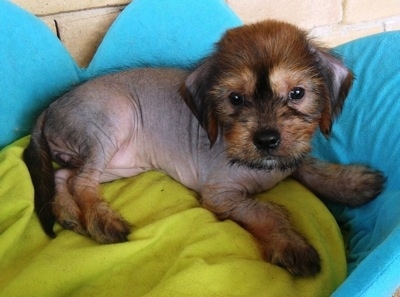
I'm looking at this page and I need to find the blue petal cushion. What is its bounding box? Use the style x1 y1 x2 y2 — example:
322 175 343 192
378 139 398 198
0 2 80 148
312 32 400 296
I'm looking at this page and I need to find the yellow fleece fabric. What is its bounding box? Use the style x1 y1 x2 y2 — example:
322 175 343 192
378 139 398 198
0 137 346 297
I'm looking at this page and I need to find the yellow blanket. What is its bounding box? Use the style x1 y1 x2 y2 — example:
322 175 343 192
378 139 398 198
0 137 346 296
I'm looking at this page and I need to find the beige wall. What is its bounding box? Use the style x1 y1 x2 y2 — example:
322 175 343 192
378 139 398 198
12 0 400 67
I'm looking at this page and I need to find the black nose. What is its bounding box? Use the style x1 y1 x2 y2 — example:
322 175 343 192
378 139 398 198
253 129 280 150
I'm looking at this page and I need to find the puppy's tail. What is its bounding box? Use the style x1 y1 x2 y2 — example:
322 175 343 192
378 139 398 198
23 111 56 238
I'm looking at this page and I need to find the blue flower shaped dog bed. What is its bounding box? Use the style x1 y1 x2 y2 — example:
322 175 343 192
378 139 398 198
0 0 399 296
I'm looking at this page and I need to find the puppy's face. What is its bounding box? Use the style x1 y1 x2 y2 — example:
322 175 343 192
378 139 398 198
182 20 353 170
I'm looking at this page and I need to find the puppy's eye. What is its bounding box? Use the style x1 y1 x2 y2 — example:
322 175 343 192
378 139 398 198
229 92 246 106
288 87 305 101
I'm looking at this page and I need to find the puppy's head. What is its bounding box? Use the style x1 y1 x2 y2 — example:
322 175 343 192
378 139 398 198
181 20 353 170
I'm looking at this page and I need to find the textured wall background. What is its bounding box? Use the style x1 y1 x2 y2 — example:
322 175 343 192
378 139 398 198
12 0 400 67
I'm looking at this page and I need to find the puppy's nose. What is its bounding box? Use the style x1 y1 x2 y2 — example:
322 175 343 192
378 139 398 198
253 129 280 150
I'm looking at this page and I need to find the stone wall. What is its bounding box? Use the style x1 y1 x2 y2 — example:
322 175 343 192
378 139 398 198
12 0 400 67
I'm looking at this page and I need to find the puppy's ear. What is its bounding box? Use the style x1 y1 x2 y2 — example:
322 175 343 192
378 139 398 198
313 47 353 136
180 59 219 146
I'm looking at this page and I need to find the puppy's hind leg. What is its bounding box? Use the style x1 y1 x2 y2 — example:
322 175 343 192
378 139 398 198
292 156 385 206
53 165 130 243
53 168 87 236
69 163 131 243
201 185 321 277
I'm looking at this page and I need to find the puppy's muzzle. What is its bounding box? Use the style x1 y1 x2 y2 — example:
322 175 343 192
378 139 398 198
253 129 280 151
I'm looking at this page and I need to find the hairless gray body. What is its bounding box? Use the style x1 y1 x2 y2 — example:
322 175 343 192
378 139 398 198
48 68 289 195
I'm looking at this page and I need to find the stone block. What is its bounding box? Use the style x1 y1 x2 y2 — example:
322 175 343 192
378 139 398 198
343 0 400 24
226 0 343 28
12 0 130 16
41 7 122 67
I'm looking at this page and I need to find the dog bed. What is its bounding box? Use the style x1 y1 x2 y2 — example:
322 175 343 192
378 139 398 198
0 0 398 296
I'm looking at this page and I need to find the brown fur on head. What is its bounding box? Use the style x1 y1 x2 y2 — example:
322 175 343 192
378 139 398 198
181 20 353 170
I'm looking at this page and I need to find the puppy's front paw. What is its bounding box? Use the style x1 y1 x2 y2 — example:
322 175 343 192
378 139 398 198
345 167 385 206
294 158 385 206
260 230 321 277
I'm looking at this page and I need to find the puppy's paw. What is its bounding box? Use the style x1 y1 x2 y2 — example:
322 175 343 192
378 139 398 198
85 202 131 243
343 167 385 206
294 158 385 206
260 230 321 277
53 193 88 236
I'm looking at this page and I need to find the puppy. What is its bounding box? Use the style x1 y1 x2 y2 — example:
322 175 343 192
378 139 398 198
23 20 384 277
